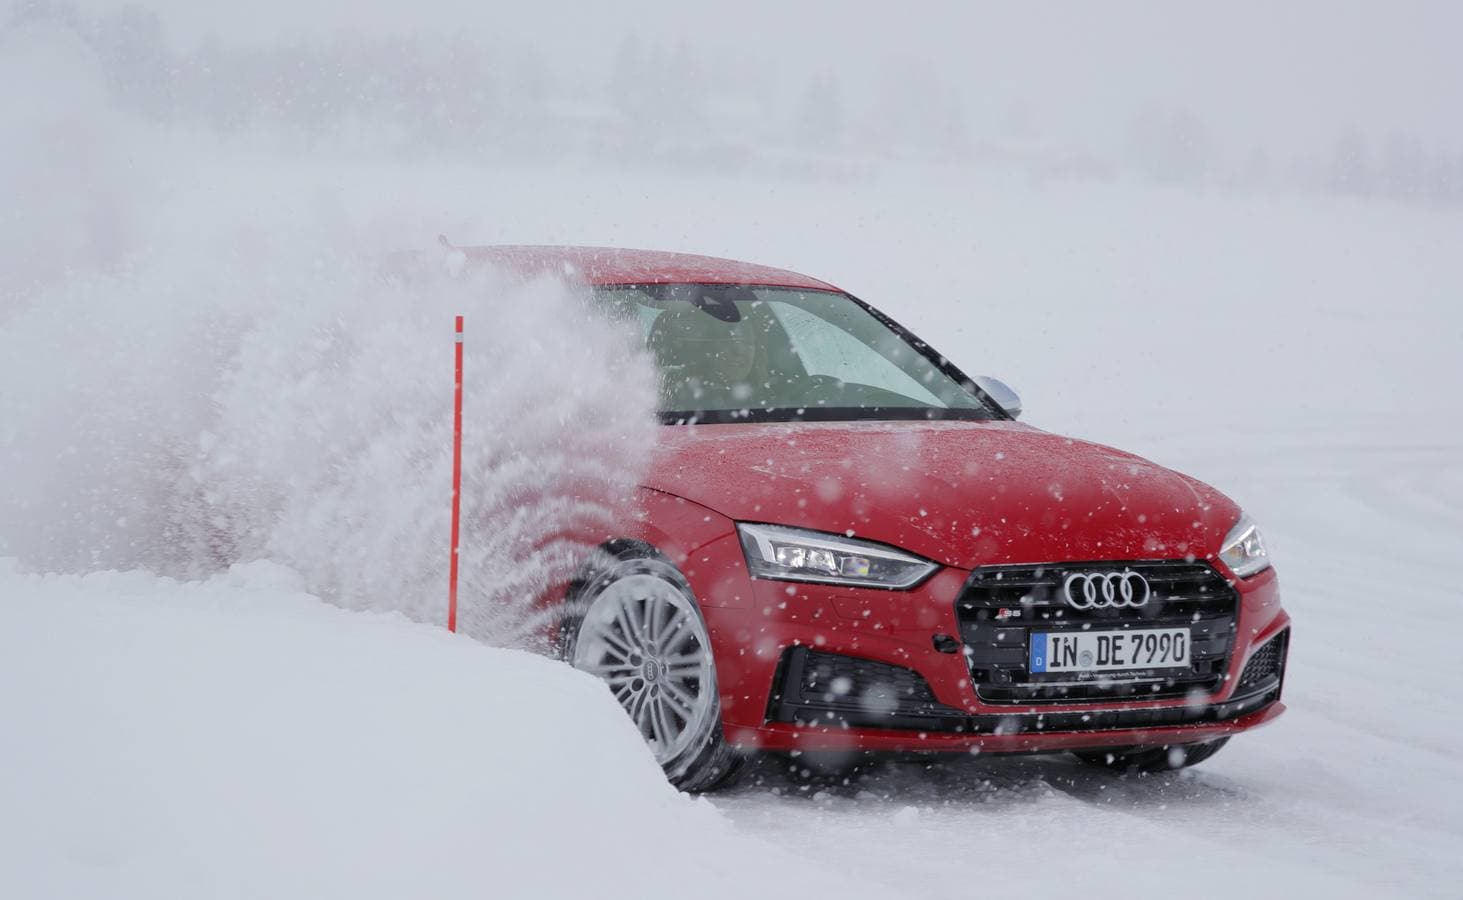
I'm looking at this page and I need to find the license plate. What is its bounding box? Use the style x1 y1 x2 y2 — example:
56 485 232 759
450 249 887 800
1030 628 1189 673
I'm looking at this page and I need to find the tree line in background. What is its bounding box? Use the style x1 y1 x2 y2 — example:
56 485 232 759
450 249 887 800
11 0 1463 207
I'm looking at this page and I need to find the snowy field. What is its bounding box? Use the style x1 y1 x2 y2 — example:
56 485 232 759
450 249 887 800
3 14 1463 892
4 150 1461 899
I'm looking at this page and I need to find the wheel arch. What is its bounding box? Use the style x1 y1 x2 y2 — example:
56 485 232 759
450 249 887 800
554 487 735 640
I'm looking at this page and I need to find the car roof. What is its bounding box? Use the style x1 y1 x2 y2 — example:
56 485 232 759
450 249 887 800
459 244 841 292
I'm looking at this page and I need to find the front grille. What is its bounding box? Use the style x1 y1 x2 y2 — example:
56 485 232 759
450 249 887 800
956 560 1239 704
1239 629 1289 689
766 647 1279 735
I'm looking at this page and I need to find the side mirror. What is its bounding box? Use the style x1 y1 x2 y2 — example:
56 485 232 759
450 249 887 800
974 376 1022 419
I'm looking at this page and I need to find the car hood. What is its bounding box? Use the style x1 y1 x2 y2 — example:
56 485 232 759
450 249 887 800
645 420 1239 570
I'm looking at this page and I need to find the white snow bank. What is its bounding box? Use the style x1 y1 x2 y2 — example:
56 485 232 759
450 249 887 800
0 562 875 900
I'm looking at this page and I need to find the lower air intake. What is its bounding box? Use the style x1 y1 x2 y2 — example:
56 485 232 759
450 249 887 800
1238 629 1289 690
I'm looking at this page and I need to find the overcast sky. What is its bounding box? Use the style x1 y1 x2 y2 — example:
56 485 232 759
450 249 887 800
59 0 1463 155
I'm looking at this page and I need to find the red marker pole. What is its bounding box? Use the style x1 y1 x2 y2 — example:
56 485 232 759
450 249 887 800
448 315 464 633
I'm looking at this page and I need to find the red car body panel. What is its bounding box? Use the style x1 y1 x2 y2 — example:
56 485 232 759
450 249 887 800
645 420 1241 570
464 245 838 292
477 245 1288 756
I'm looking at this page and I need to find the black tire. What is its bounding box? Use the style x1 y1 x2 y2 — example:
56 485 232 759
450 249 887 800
1072 737 1230 773
560 544 744 793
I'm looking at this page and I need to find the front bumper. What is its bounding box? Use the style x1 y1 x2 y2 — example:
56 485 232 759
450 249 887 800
725 699 1287 754
689 531 1289 754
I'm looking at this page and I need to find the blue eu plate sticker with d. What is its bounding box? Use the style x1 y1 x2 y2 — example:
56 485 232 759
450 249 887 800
1029 632 1048 673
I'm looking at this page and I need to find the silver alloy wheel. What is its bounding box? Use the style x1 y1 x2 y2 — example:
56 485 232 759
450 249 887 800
571 572 717 765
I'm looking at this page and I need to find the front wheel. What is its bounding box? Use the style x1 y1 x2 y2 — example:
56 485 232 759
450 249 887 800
562 551 743 792
1072 737 1229 773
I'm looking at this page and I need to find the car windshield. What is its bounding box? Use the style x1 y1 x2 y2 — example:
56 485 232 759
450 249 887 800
595 284 998 424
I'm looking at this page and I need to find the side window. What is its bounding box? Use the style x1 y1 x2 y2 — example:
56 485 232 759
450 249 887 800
766 300 944 405
595 287 663 337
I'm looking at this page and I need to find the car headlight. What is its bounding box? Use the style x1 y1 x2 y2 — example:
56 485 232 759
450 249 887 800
736 523 938 590
1218 512 1271 578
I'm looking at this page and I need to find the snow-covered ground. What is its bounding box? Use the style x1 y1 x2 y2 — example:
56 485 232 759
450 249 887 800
0 562 882 900
4 132 1462 896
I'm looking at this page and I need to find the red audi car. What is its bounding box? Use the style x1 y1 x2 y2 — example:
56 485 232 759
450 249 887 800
480 245 1290 791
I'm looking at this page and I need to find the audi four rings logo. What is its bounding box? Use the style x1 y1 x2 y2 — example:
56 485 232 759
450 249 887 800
1063 571 1152 609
